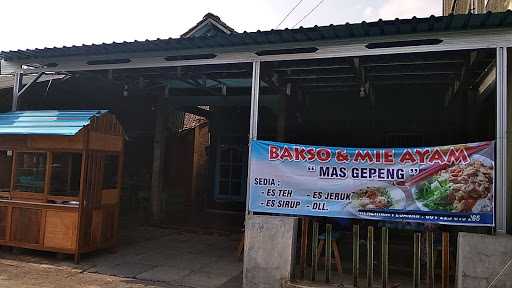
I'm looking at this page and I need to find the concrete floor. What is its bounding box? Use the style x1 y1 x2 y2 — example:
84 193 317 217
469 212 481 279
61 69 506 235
0 226 243 288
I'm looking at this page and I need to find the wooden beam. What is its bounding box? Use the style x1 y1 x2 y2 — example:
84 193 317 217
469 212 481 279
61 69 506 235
169 95 250 106
190 125 202 211
150 89 169 224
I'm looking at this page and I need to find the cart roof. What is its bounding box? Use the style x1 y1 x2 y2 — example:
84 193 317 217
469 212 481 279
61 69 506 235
0 110 108 136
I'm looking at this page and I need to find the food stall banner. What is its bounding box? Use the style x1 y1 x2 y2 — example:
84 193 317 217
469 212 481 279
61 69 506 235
248 140 495 226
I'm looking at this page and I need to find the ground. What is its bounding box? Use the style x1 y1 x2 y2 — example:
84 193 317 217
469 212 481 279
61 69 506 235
0 258 167 288
0 226 243 288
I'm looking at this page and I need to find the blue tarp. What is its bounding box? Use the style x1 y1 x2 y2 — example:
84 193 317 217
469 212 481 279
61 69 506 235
0 110 107 136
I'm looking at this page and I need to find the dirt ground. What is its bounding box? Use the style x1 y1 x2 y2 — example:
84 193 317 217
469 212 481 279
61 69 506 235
0 256 179 288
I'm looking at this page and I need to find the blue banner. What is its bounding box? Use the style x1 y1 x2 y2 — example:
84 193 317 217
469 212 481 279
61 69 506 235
248 140 495 226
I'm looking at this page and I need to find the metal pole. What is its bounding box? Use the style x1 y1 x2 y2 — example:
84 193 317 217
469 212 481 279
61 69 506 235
426 231 435 288
245 60 261 215
442 232 450 288
413 232 421 288
249 61 261 140
325 224 332 283
353 224 360 287
367 226 374 288
381 227 389 288
496 47 508 233
299 217 310 280
311 221 320 281
505 47 509 234
12 72 22 111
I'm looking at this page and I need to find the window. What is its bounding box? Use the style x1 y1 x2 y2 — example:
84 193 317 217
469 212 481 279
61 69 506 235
102 155 119 189
50 153 82 198
214 136 248 201
15 152 47 193
0 151 13 192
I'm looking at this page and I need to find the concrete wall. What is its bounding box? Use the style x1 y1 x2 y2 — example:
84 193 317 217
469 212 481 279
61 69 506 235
243 214 298 288
457 232 512 288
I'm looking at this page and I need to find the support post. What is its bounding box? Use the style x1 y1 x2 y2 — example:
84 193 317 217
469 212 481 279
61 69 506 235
249 61 261 141
413 232 421 288
12 72 22 111
442 232 450 288
325 223 332 283
497 47 508 233
353 224 360 287
243 215 298 288
243 61 263 287
311 221 319 281
191 125 201 210
381 227 389 288
367 226 374 288
245 60 261 215
426 231 435 288
299 217 309 279
150 86 170 224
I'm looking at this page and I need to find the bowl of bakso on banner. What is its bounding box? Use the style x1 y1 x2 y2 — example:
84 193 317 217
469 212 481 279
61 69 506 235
350 183 406 213
413 155 494 213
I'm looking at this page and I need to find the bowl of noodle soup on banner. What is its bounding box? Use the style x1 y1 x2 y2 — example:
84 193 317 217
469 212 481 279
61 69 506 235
413 155 494 213
349 182 406 215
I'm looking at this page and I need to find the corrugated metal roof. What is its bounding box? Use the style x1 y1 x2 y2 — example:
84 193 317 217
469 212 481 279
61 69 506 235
0 110 107 136
1 11 511 61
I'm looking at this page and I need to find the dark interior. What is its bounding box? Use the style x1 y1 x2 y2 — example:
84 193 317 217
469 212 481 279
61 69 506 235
0 49 497 233
258 49 497 148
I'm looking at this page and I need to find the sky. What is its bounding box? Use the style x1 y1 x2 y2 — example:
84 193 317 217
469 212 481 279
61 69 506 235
0 0 441 52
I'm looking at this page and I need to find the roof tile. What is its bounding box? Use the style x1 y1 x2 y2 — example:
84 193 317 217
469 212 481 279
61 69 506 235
0 110 107 136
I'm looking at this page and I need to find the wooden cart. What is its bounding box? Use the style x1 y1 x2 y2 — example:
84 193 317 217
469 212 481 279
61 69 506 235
0 110 124 263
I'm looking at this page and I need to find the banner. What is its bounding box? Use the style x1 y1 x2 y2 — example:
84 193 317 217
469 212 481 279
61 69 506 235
248 140 495 226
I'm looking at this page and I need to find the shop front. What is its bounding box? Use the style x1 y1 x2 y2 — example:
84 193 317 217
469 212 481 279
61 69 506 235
243 46 508 288
1 11 512 288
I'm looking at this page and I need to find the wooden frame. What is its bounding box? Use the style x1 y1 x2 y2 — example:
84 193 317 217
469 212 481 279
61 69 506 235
0 112 124 263
47 152 82 202
11 151 48 201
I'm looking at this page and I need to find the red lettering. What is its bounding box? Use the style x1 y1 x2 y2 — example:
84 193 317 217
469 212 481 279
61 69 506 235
384 150 394 164
399 150 417 164
293 147 307 161
354 150 374 163
280 146 293 161
428 149 446 164
375 150 381 163
306 148 316 161
415 149 430 164
317 149 331 162
335 150 350 163
269 146 279 160
446 148 470 164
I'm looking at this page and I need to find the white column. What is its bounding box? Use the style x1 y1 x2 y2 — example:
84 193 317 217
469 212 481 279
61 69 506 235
249 61 261 140
245 60 261 214
496 47 508 233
